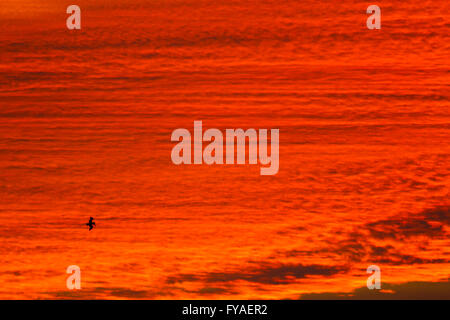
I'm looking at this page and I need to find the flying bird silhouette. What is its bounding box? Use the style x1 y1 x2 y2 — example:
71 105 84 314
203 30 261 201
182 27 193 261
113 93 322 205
86 217 96 231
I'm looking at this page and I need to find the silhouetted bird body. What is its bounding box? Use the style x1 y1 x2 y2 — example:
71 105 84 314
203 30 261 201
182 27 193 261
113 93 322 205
86 217 96 231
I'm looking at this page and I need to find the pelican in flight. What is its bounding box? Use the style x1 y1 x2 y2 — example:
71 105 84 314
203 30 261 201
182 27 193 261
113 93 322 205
86 217 96 231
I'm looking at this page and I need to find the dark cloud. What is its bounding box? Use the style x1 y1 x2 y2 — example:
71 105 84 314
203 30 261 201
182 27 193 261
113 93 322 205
0 270 23 277
47 287 157 299
277 206 450 266
366 218 444 240
280 243 448 267
366 206 449 240
300 280 450 300
424 206 450 225
371 252 448 265
166 274 200 284
167 263 347 286
195 287 235 295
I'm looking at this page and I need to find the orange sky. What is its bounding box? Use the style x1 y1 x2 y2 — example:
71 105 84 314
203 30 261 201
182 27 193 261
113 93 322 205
0 0 449 299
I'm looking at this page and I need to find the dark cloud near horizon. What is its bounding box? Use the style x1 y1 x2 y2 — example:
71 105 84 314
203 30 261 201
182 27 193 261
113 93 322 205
300 280 450 300
164 205 449 297
167 263 347 286
46 286 164 299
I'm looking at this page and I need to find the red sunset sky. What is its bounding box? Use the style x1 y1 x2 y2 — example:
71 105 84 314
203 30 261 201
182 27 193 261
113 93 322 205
0 0 449 299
